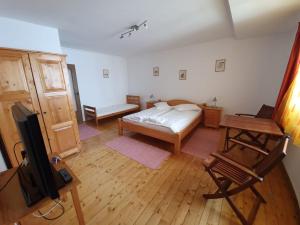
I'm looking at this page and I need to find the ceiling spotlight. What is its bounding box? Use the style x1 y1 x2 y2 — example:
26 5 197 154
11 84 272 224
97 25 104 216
120 20 148 39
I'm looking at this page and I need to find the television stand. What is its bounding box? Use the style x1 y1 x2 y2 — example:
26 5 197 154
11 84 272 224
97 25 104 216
0 157 85 225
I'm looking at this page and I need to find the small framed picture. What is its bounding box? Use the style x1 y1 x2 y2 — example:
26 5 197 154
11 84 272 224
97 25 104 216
215 59 226 72
179 70 187 80
153 66 159 76
103 69 109 78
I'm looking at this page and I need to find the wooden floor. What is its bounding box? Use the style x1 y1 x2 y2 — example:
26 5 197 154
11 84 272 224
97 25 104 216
22 119 300 225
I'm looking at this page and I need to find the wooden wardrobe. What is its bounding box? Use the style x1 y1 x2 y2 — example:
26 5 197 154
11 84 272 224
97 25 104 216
0 48 80 167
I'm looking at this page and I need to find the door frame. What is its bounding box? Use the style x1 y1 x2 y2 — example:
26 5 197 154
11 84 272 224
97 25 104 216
67 64 83 123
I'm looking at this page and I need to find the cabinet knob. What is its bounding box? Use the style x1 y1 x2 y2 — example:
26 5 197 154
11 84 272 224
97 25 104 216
43 112 47 114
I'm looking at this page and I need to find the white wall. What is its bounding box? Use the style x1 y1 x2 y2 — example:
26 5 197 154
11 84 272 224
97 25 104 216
62 47 128 119
0 17 62 53
127 33 293 114
0 151 7 172
284 144 300 203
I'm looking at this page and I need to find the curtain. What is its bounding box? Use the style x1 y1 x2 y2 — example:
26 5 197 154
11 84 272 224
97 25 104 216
274 23 300 145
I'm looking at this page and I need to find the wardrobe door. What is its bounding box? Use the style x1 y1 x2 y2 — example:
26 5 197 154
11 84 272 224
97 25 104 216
29 53 80 156
0 50 51 166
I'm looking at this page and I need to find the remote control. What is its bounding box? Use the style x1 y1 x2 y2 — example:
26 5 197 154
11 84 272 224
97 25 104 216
58 168 73 183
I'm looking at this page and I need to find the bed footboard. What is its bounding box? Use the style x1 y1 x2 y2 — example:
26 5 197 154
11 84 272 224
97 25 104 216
83 105 98 126
118 118 190 154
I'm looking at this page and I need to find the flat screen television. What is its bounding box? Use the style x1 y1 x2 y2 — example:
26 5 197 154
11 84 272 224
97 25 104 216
12 102 64 206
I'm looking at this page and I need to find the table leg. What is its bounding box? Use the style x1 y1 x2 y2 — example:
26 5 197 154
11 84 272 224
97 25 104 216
262 134 270 151
61 193 68 202
70 185 85 225
223 127 230 152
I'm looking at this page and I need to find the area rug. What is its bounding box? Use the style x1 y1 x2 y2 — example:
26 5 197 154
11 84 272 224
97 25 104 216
182 127 221 159
78 124 101 141
105 136 171 169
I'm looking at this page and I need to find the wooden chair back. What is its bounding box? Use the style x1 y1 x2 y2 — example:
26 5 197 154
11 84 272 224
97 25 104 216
254 135 289 177
126 95 140 107
256 104 274 119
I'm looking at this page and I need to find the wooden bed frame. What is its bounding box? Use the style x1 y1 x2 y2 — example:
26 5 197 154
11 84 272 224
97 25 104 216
118 99 205 154
83 95 140 127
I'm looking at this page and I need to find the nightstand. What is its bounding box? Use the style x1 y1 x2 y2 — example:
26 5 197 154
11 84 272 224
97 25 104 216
146 100 161 109
203 106 223 128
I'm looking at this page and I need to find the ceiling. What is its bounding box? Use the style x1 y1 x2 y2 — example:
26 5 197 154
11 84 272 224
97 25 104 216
0 0 299 56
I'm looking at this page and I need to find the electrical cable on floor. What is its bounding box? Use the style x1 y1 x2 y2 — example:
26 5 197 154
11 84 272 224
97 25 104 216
32 200 65 220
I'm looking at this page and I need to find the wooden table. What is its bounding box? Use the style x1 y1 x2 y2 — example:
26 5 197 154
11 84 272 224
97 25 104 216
220 115 283 152
0 160 85 225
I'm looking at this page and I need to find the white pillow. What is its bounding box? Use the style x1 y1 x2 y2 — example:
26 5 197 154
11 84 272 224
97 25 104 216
154 102 171 109
174 104 201 111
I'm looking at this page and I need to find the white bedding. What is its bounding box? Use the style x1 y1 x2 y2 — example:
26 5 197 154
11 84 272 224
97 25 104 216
124 107 171 122
96 104 138 117
124 107 201 133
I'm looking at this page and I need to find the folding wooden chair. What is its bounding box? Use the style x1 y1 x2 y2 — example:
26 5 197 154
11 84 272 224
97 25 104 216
236 104 274 119
235 104 275 149
203 135 289 225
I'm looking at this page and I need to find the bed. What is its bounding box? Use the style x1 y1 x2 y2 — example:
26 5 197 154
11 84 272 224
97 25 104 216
118 99 205 154
83 95 140 126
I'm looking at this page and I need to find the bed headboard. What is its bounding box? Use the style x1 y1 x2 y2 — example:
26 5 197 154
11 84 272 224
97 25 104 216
166 99 206 109
126 95 141 107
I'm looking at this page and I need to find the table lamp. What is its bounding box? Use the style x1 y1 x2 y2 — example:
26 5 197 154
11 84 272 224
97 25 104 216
212 97 217 107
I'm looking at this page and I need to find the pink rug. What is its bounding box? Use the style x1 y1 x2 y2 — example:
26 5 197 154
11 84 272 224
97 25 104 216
182 128 221 159
79 124 101 141
106 136 171 169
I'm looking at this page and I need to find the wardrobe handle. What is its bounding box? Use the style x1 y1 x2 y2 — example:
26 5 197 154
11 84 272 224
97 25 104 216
43 112 47 115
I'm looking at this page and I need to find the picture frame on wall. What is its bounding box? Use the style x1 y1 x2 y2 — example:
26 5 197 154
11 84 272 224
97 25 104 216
179 70 187 80
215 59 226 72
153 66 159 76
103 69 109 78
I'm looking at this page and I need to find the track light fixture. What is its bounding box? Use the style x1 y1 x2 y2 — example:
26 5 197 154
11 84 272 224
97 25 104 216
120 20 148 39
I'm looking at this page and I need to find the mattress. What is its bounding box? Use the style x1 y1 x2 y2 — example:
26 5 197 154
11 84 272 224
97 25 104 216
123 107 201 133
96 104 139 117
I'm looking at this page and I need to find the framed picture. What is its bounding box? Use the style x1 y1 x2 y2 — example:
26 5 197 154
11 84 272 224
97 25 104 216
153 66 159 76
103 69 109 78
179 70 187 80
215 59 226 72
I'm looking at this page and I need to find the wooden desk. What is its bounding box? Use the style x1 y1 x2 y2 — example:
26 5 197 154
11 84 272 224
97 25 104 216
0 160 85 225
220 115 283 151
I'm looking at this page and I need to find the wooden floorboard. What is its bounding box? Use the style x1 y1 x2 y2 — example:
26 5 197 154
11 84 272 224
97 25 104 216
22 120 300 225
